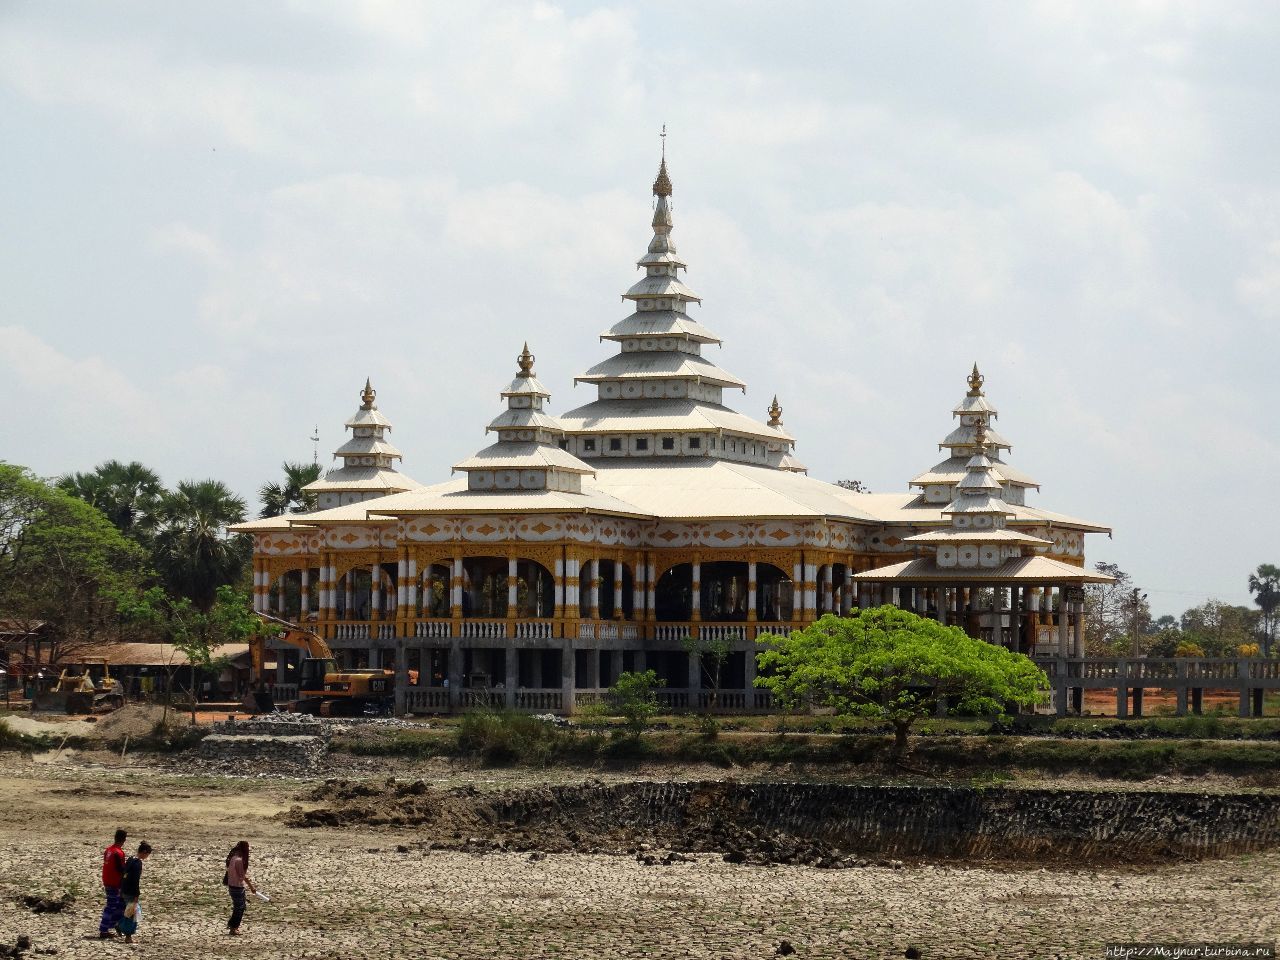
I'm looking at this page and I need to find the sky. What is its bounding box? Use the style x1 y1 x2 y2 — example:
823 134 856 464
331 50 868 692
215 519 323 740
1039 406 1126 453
2 1 1278 616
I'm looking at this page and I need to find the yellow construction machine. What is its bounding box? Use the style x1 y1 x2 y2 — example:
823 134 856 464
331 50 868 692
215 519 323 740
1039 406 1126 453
33 659 125 714
251 614 401 716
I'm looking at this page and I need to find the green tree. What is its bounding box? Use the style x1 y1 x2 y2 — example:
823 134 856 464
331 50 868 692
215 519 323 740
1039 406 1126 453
1083 563 1151 654
609 669 663 735
58 460 163 542
1247 564 1280 657
114 584 258 723
1179 600 1260 658
153 480 249 610
258 461 322 519
0 464 147 665
680 629 736 709
755 607 1048 759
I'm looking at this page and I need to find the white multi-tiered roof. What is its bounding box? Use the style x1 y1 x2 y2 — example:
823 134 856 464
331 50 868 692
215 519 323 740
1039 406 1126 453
559 156 797 470
910 364 1040 506
303 379 421 509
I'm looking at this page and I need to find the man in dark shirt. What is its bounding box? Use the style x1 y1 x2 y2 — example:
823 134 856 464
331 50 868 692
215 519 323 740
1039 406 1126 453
98 828 127 938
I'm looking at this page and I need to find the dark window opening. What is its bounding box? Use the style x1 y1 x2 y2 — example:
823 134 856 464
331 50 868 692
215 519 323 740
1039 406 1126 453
636 438 649 451
662 437 675 451
609 437 622 451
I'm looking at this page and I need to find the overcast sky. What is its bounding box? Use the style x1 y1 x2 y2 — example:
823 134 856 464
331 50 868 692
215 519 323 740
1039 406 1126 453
3 1 1278 616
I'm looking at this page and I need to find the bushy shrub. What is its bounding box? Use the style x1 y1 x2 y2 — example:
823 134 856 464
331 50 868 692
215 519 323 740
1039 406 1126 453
455 708 568 765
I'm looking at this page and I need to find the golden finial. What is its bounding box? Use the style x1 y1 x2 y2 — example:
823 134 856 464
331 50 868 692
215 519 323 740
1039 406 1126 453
767 395 783 427
517 342 535 377
652 126 672 198
974 417 989 451
967 362 984 397
361 377 376 408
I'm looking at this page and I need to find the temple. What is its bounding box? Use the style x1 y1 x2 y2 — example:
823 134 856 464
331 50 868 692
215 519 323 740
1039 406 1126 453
233 149 1112 715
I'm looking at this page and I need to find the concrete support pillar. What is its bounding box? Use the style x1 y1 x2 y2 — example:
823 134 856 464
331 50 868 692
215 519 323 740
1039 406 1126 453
447 641 463 708
747 561 757 622
743 644 757 704
691 559 702 622
610 649 624 689
394 638 407 716
560 643 575 715
1192 688 1203 714
276 649 288 685
687 651 701 693
505 646 518 708
369 564 381 621
1176 686 1188 716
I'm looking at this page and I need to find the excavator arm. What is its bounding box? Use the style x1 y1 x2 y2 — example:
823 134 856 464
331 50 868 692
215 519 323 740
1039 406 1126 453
251 613 335 684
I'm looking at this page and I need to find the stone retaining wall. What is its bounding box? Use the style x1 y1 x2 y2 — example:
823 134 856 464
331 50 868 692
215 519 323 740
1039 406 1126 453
492 781 1280 862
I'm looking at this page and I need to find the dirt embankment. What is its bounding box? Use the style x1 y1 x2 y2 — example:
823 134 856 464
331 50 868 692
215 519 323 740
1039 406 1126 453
286 778 1280 867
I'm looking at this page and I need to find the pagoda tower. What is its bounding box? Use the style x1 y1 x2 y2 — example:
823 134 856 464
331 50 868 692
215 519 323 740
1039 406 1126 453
559 149 796 467
304 379 421 509
903 421 1050 568
910 364 1039 506
454 344 595 492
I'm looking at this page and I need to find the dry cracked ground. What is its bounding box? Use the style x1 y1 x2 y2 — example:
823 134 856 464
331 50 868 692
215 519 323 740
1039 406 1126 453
0 753 1277 960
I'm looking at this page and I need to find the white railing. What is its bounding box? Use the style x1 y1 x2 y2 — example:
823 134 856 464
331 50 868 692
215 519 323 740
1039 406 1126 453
333 623 371 640
404 688 450 712
515 620 554 640
653 624 692 643
415 621 451 639
698 624 747 644
578 623 596 639
515 689 563 710
754 624 793 638
376 623 396 640
460 620 507 639
620 624 639 640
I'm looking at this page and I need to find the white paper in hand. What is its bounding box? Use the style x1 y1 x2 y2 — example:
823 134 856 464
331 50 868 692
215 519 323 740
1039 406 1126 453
253 891 270 903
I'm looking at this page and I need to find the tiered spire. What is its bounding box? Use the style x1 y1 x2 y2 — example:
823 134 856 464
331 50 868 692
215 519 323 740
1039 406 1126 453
766 396 808 473
303 378 420 509
559 137 799 467
910 364 1039 505
454 344 594 493
905 420 1049 567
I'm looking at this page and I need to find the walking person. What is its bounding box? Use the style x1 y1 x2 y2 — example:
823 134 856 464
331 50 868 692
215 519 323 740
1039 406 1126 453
117 842 152 944
224 840 258 935
98 828 128 939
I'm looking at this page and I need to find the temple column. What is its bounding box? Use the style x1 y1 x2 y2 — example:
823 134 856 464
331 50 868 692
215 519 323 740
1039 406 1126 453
645 555 657 623
565 556 580 625
691 557 702 622
344 573 355 622
589 559 600 621
406 555 418 619
803 562 818 620
450 555 463 620
553 555 566 621
300 566 311 621
747 561 758 623
820 565 833 615
252 560 265 613
1057 586 1070 657
507 556 518 615
369 563 381 621
1072 599 1084 657
613 556 624 620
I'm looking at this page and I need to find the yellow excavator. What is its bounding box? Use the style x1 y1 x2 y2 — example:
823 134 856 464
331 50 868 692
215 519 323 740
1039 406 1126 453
33 659 126 714
250 614 401 716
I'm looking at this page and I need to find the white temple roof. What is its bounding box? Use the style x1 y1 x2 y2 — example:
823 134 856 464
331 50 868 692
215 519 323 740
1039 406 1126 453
304 465 422 493
332 436 404 458
911 456 1040 488
602 310 720 343
454 442 595 474
363 477 649 518
575 352 745 388
853 554 1115 584
904 528 1052 545
558 398 792 442
623 275 701 301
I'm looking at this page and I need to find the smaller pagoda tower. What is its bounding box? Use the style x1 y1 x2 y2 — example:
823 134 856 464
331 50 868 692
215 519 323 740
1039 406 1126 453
910 364 1039 506
304 379 421 509
454 344 596 493
903 421 1050 569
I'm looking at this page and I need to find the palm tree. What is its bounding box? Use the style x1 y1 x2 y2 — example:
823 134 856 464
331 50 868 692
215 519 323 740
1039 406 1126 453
258 461 322 518
57 460 162 541
154 480 249 610
1247 564 1280 657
